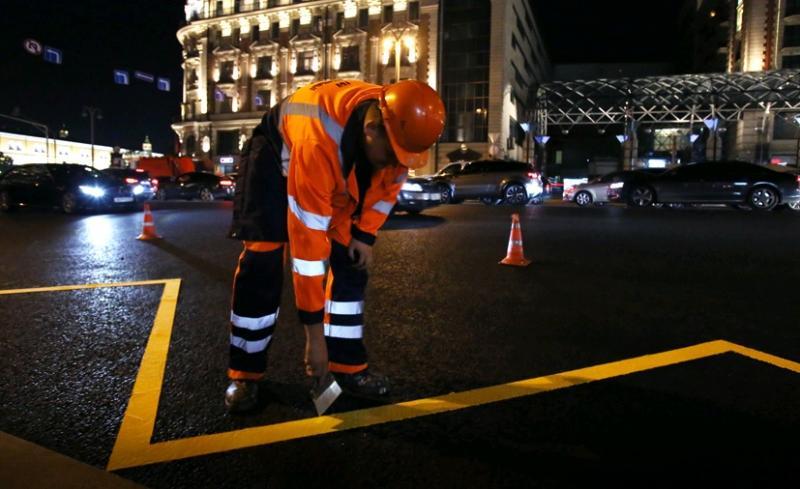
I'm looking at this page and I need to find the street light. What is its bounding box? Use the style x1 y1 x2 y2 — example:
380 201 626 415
616 134 629 170
82 106 102 167
703 118 720 161
794 114 800 168
534 135 550 175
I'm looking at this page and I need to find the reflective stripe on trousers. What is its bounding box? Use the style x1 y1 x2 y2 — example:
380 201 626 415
323 241 369 373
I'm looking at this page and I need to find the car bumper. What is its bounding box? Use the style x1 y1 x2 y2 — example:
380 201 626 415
782 189 800 203
395 190 442 211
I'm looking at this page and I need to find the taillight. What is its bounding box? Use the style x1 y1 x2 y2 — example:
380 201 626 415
135 169 145 173
151 179 158 187
796 175 800 187
125 177 138 184
220 179 233 187
527 172 540 180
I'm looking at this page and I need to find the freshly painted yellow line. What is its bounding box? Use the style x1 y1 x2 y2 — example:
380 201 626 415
105 333 800 471
0 279 172 296
4 281 798 472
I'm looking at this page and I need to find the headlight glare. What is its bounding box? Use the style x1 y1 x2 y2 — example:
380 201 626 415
79 185 106 198
401 182 423 192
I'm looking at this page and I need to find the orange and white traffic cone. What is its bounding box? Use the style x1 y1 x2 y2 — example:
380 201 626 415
499 213 530 267
137 203 161 240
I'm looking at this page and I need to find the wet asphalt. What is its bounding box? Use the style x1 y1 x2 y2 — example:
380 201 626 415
1 200 800 488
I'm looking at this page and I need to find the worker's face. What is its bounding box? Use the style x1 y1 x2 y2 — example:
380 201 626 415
363 122 400 170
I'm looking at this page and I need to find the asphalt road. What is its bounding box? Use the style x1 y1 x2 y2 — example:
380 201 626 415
1 200 800 488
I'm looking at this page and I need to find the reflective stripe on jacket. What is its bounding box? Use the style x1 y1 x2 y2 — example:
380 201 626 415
280 80 407 323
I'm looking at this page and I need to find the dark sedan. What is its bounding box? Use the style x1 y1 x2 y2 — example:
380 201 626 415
101 168 155 202
625 161 800 211
0 164 137 214
394 177 443 214
155 172 234 201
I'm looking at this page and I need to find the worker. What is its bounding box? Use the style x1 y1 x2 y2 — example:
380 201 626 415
224 79 445 412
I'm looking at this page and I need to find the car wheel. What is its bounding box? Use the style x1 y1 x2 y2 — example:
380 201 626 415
575 191 593 207
628 186 655 207
0 191 13 212
748 186 778 211
439 186 451 204
788 201 800 211
199 187 215 202
156 189 167 201
61 192 78 214
503 183 527 205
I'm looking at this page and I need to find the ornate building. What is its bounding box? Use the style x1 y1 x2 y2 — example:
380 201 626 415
172 0 439 174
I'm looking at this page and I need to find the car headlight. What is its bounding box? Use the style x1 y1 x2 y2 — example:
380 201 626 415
401 182 423 192
609 182 624 189
133 185 144 195
79 185 106 198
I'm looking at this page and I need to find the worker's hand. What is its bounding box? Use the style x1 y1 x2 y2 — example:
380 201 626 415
304 323 329 378
348 238 373 270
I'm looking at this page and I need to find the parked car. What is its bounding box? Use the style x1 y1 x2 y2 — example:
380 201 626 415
435 159 543 205
625 161 800 211
101 168 155 202
394 177 443 214
154 172 234 201
605 169 669 203
0 163 138 214
563 171 630 206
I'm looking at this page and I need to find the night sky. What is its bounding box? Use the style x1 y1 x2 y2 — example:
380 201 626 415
1 1 684 154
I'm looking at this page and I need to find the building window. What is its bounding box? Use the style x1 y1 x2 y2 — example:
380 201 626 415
271 22 280 39
784 25 800 47
221 61 234 82
788 0 800 16
313 15 323 35
233 28 241 46
217 130 239 155
291 18 300 37
218 95 233 113
186 68 198 89
336 11 344 31
252 25 260 43
409 1 420 21
257 55 272 78
783 54 800 68
358 8 369 29
255 90 271 110
234 0 241 13
341 45 360 71
441 0 490 143
216 0 223 16
383 5 393 23
297 51 315 75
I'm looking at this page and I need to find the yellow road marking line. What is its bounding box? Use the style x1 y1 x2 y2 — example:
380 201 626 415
4 281 799 471
0 279 172 295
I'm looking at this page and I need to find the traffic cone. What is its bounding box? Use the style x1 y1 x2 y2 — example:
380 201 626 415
499 213 530 267
137 203 161 240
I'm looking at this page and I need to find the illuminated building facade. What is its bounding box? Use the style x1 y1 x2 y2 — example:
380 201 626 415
173 0 439 174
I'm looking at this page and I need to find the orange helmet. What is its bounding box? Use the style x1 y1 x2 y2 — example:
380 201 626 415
379 80 446 169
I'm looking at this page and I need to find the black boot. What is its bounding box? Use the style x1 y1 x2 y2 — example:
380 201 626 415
333 369 390 398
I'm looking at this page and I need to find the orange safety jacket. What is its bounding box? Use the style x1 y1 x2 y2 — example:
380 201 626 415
279 79 408 324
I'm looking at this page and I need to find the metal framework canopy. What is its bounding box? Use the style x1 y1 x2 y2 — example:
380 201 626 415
533 70 800 130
